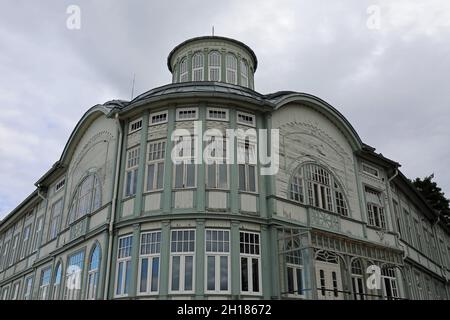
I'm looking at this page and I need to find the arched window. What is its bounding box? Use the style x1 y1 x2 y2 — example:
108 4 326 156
87 244 101 300
192 52 204 81
226 54 237 84
289 163 348 216
68 174 101 224
381 267 399 300
240 60 249 87
52 262 62 300
179 57 188 82
208 51 221 81
351 259 365 300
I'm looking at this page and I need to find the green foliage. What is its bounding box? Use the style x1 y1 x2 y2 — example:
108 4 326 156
412 174 450 224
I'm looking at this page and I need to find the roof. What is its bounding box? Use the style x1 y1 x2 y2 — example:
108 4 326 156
167 36 258 72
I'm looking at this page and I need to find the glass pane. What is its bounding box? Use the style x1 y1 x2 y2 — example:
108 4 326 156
207 164 216 188
249 166 256 192
238 165 246 191
147 164 155 191
296 268 303 295
252 258 259 292
126 171 132 196
185 256 193 291
287 267 294 293
124 261 131 294
171 256 180 291
220 256 228 291
219 164 227 189
207 256 215 291
116 262 123 294
241 257 248 292
186 163 195 187
156 163 164 189
151 257 159 292
132 169 138 195
140 258 148 293
175 164 183 188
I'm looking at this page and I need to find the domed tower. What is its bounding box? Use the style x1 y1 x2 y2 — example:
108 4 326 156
167 36 257 90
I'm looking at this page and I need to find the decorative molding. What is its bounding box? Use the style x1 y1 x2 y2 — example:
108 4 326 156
310 208 341 232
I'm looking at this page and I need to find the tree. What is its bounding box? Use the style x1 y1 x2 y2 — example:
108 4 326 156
412 174 450 225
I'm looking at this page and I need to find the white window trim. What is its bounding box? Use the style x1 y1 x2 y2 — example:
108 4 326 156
225 54 238 85
145 140 166 192
285 263 306 298
192 52 204 81
179 57 188 82
176 107 198 121
39 267 52 300
149 110 168 126
129 117 143 134
169 229 196 294
23 276 33 300
237 111 256 127
208 52 221 81
239 231 262 296
114 235 133 298
206 107 229 121
124 146 140 197
137 230 162 296
204 229 231 294
362 162 380 178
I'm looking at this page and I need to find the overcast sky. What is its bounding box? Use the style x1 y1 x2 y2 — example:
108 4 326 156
0 0 449 219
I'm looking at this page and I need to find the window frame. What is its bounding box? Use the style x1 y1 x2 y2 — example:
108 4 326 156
145 139 166 192
115 235 133 298
49 199 63 241
137 230 162 296
39 266 52 300
240 59 249 87
206 107 229 122
225 53 238 85
192 52 204 81
86 244 101 300
179 57 188 82
129 117 143 134
169 229 196 294
365 186 386 230
149 110 168 126
236 111 256 127
124 146 140 197
64 250 85 300
204 229 231 294
173 135 197 189
362 162 380 178
208 51 221 81
23 275 34 300
239 231 262 296
176 107 198 121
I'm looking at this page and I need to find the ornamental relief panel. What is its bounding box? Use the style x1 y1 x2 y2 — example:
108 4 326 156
310 208 341 232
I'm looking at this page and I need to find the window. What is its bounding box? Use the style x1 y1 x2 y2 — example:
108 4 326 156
23 276 33 300
21 225 31 259
240 231 261 295
33 216 43 252
150 110 168 125
9 234 19 266
237 111 255 127
205 229 230 294
11 282 20 300
49 199 63 240
403 209 413 244
382 268 399 300
362 163 379 178
1 286 9 300
55 178 65 193
115 235 132 297
1 240 10 271
238 139 257 192
285 238 304 297
290 163 349 216
208 51 221 81
146 140 166 192
240 60 249 87
87 244 101 300
129 118 143 134
39 267 52 300
226 54 237 84
176 107 198 121
52 262 62 300
206 136 228 189
179 57 188 82
138 231 161 295
170 230 195 293
65 251 84 300
415 272 423 299
351 260 365 300
125 147 140 197
393 200 402 237
174 135 196 188
192 52 204 81
68 174 101 223
365 187 386 229
207 107 229 121
414 219 422 251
